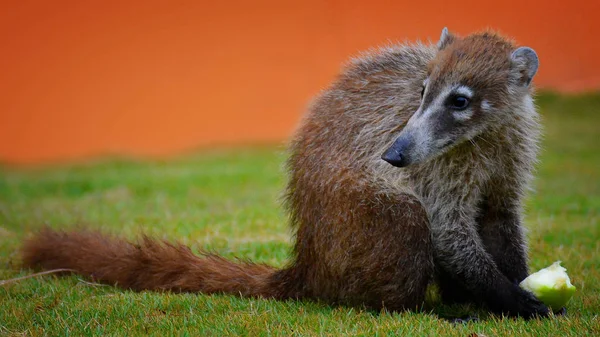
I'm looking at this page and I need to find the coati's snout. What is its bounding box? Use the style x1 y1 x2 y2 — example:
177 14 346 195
381 117 444 168
381 135 412 167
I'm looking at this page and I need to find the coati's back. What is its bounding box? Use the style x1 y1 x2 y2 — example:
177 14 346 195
283 44 436 307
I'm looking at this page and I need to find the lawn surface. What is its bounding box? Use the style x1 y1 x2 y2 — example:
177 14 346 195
1 93 599 336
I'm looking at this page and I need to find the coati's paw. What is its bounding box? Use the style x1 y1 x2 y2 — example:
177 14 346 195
506 286 551 319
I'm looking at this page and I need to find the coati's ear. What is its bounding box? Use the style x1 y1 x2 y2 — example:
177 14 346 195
437 27 455 50
510 47 539 86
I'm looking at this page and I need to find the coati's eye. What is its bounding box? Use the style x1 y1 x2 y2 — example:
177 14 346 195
448 95 470 110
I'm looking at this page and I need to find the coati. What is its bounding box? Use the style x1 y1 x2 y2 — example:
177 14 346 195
21 28 550 318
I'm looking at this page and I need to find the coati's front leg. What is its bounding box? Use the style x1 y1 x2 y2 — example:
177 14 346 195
476 196 529 285
438 199 529 305
432 204 549 318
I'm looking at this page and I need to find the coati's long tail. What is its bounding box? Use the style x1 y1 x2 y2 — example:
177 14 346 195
22 227 282 297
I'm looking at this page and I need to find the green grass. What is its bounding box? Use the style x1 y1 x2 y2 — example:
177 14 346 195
1 92 599 336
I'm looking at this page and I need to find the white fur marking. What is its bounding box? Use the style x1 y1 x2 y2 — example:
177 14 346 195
453 109 474 122
481 100 492 112
455 86 474 98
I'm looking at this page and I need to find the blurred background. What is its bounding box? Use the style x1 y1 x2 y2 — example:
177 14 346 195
1 0 599 164
1 3 599 333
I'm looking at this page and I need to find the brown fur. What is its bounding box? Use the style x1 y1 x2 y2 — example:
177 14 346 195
22 228 276 297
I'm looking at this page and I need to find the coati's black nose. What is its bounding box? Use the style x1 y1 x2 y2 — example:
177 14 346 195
382 135 413 167
381 147 405 167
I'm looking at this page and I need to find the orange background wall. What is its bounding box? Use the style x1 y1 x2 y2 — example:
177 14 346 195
1 1 599 164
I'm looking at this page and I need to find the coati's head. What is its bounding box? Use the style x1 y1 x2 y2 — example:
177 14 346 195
382 28 539 168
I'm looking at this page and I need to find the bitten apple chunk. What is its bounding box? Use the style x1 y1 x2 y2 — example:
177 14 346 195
520 261 576 312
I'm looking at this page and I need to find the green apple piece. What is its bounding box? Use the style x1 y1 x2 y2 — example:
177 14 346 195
519 261 576 311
